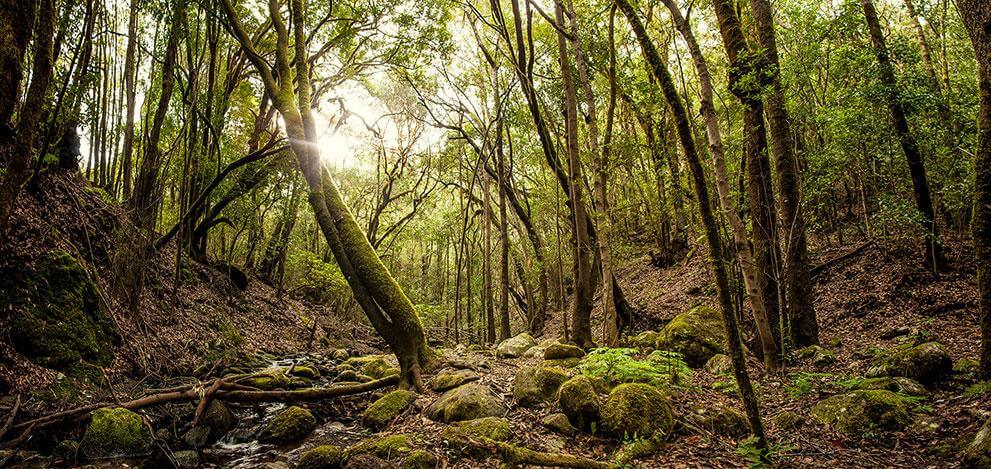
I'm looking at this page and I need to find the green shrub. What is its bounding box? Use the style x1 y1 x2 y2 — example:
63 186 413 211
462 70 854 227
577 348 691 388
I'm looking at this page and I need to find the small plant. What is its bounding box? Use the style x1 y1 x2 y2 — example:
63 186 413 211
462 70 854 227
578 348 691 387
735 436 796 468
964 381 991 397
784 372 834 398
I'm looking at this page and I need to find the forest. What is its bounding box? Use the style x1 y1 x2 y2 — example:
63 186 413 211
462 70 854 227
0 0 990 466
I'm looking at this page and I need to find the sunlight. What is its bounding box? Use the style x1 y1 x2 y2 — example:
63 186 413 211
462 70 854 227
317 130 356 169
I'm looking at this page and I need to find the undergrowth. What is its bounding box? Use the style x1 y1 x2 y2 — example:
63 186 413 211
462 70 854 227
578 348 692 387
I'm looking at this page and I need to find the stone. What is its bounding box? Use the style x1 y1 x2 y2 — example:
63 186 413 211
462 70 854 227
600 383 674 439
402 449 439 469
288 364 321 380
869 342 952 384
496 333 537 358
852 377 928 397
425 383 506 422
173 450 200 468
964 417 991 468
544 343 585 360
629 331 659 349
347 434 414 460
691 404 749 438
542 413 577 436
243 368 292 390
429 368 479 392
259 406 317 444
811 390 910 435
771 411 803 430
344 356 393 380
655 306 725 367
557 376 600 431
330 349 351 362
345 454 392 469
182 426 211 449
362 389 416 430
185 400 235 447
543 357 582 368
796 345 837 366
298 445 344 469
513 366 570 407
441 416 511 442
704 354 733 375
79 407 152 459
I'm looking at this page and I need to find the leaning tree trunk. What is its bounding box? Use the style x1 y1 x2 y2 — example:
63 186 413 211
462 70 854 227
615 0 770 456
749 0 819 349
955 0 991 380
862 0 944 270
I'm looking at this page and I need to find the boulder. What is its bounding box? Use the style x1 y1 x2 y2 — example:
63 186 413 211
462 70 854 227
426 383 506 422
4 251 120 373
441 416 511 442
347 434 414 460
811 390 910 435
629 331 659 349
796 345 836 366
542 357 582 368
691 404 749 438
402 449 439 469
242 368 292 390
542 413 577 436
345 454 392 469
513 366 570 407
544 343 585 360
345 356 393 379
330 349 351 362
184 400 235 448
655 306 725 367
852 376 928 397
600 383 674 439
79 408 152 459
259 406 317 444
964 417 991 468
870 342 952 384
496 333 537 358
771 411 803 430
298 445 344 469
362 389 416 430
557 376 600 431
704 354 733 375
429 368 479 392
172 450 200 468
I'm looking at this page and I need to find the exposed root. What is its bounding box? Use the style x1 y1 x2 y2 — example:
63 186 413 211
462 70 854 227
466 437 615 469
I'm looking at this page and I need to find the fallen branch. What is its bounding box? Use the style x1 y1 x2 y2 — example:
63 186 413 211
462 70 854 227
0 394 20 441
191 379 224 427
810 240 874 278
467 437 614 469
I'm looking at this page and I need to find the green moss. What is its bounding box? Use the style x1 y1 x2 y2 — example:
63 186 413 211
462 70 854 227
429 368 479 392
345 356 392 379
402 449 438 469
242 368 292 390
577 348 691 387
362 389 416 430
543 357 582 368
557 376 600 431
297 445 344 469
692 404 749 437
811 390 911 435
544 343 585 360
425 383 506 423
601 383 674 440
3 251 119 373
79 407 152 459
512 366 570 407
442 416 511 442
288 365 321 380
871 342 952 384
654 306 725 367
853 377 928 397
347 434 414 460
259 406 316 444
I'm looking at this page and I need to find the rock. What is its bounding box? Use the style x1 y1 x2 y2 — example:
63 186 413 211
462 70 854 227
185 400 235 447
79 407 152 459
796 345 836 366
496 333 537 358
288 364 321 380
330 349 351 362
430 368 479 392
362 389 416 430
345 356 393 379
336 370 360 382
600 383 674 439
298 445 344 469
513 366 570 407
182 426 211 449
524 346 547 358
811 390 910 435
691 404 749 438
852 377 928 397
557 376 600 431
964 417 991 468
243 368 293 390
542 413 577 436
771 411 803 430
402 449 438 469
441 416 511 442
426 383 506 422
655 306 725 367
347 434 414 460
53 440 79 462
870 342 952 384
346 454 393 469
259 406 317 444
629 331 659 349
3 251 119 373
544 343 585 360
704 354 733 375
173 450 200 468
543 357 582 368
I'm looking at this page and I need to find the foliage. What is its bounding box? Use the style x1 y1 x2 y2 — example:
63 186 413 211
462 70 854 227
578 348 691 388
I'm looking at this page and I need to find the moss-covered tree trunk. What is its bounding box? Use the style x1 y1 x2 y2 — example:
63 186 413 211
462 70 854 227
955 0 991 380
615 0 770 455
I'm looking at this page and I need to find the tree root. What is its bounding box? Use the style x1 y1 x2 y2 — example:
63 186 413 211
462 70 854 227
467 437 615 469
7 376 399 437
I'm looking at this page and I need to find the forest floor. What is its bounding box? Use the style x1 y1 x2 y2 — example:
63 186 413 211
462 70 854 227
0 175 988 468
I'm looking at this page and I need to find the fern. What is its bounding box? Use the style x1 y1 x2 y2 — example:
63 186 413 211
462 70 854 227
577 348 692 387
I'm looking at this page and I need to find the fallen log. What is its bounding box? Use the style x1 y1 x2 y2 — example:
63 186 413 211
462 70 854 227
467 436 615 469
810 240 874 278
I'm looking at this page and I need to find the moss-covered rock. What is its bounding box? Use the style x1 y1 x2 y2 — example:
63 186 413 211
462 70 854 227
771 411 803 430
870 342 952 384
691 404 749 438
401 449 438 469
655 306 725 367
541 413 577 436
964 417 991 468
242 368 293 390
298 445 344 469
345 356 393 379
496 333 537 358
441 416 511 443
629 331 659 350
796 345 837 366
704 354 733 375
543 357 582 368
513 366 570 407
184 400 235 448
330 349 351 362
79 407 152 459
362 389 416 430
288 364 321 380
346 454 391 469
544 343 585 360
852 376 928 397
172 450 200 468
811 390 910 435
557 376 600 431
426 383 506 422
429 368 479 392
259 406 317 444
600 383 674 439
3 251 119 373
347 434 414 460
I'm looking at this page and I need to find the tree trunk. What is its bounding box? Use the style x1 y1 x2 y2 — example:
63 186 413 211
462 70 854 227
862 0 943 270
